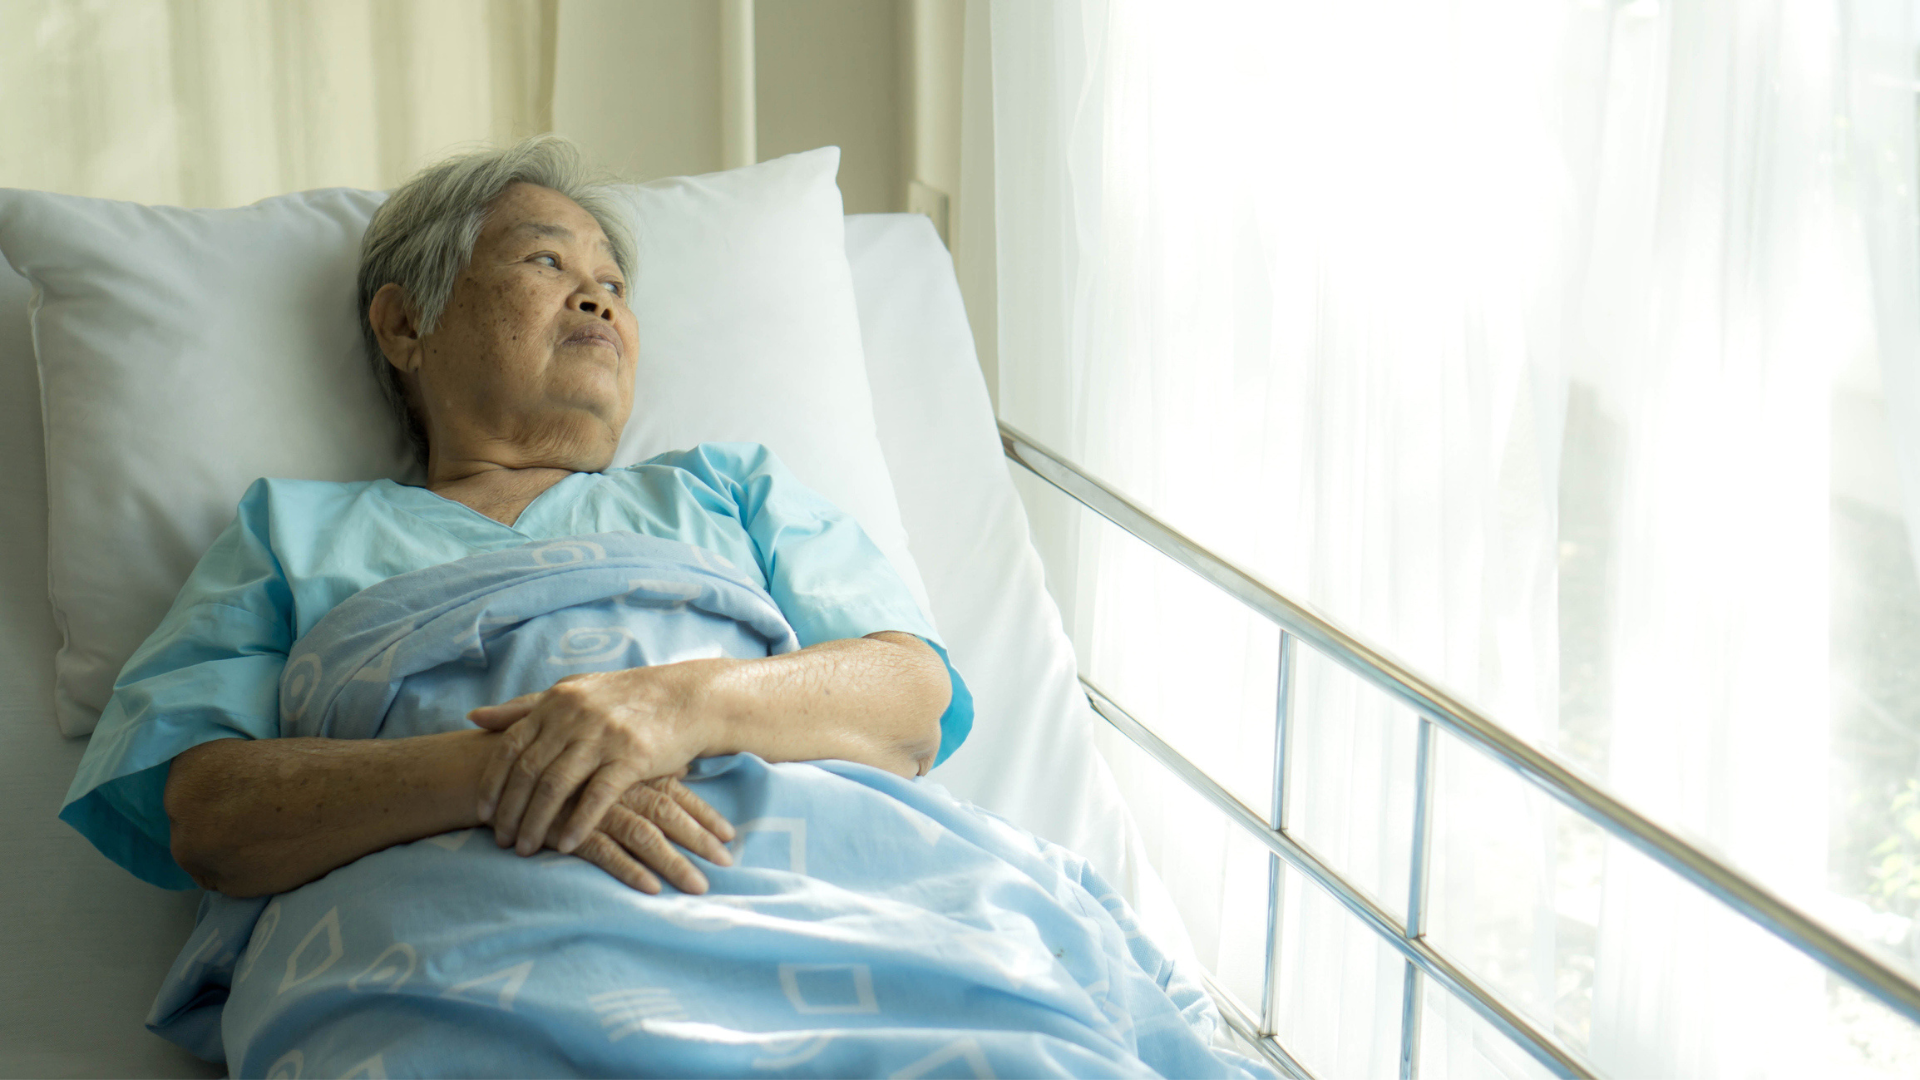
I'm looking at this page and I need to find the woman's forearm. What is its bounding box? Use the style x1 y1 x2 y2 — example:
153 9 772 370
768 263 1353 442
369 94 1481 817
692 632 950 778
164 729 494 898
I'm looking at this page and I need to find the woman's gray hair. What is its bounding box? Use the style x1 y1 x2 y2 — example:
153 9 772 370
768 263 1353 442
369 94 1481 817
356 134 635 462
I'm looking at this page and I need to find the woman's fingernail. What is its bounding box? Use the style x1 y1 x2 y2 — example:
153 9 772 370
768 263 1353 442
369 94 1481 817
715 848 733 866
558 832 579 854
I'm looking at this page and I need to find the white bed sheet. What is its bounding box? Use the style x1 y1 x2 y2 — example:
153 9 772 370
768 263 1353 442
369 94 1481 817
0 213 1178 1078
0 260 218 1077
845 215 1158 884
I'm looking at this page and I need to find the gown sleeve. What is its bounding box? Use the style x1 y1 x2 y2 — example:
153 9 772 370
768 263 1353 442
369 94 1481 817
651 443 974 766
58 479 294 890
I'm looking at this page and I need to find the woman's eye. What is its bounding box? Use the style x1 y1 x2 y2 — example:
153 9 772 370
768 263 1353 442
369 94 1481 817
533 254 559 268
604 281 625 297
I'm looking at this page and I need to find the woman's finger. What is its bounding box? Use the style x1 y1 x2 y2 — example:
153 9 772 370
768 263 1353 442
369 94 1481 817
557 760 643 855
514 734 602 853
621 781 733 867
473 690 542 713
638 780 735 863
656 778 736 844
476 712 545 821
489 726 573 849
572 830 664 895
604 805 708 894
467 692 542 729
511 739 602 856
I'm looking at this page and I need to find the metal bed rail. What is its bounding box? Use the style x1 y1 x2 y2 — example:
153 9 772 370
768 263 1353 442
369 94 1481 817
997 419 1920 1080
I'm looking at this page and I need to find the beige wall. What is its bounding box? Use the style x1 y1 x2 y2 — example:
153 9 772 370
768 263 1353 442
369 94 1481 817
552 0 724 181
554 0 921 216
756 0 902 213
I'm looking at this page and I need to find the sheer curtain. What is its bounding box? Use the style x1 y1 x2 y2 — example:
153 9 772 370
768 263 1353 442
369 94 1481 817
0 0 556 207
989 0 1920 1076
1572 4 1849 1076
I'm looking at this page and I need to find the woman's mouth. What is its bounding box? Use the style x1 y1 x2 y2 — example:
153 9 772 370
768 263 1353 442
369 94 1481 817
563 325 622 355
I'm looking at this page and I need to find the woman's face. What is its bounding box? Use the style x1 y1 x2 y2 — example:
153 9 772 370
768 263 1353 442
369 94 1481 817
402 182 639 472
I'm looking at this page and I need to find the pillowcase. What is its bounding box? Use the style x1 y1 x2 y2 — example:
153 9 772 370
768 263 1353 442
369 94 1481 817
1 146 932 737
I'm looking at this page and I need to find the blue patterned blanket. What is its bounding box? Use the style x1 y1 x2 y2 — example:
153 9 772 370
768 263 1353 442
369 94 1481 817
146 534 1272 1079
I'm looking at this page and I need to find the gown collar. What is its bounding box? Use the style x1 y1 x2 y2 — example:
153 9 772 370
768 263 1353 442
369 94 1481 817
377 470 600 538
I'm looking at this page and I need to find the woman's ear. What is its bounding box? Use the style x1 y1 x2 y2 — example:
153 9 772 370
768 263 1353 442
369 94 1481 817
369 283 422 374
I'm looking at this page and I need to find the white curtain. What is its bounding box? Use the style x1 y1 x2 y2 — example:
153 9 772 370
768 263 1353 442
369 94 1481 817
989 0 1920 1076
1574 3 1847 1076
0 0 555 207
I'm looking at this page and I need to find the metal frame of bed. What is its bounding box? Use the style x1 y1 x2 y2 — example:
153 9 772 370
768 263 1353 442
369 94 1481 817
997 420 1920 1080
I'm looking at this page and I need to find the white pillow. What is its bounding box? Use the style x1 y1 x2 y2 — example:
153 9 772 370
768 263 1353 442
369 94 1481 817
1 147 931 737
604 151 926 621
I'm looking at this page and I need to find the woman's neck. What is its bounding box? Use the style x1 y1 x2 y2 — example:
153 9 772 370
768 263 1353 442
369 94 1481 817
425 465 575 526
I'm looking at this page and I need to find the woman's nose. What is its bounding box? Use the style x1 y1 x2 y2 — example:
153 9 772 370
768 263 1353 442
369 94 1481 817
570 289 616 320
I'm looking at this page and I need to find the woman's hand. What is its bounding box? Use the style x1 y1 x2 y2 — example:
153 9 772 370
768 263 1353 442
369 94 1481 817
546 775 735 894
469 666 718 857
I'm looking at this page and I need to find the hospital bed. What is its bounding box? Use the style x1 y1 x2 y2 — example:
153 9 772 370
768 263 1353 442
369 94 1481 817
3 203 1916 1079
0 208 1184 1077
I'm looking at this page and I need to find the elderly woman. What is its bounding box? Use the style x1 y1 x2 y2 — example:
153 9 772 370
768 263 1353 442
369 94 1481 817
58 138 1268 1080
64 137 961 900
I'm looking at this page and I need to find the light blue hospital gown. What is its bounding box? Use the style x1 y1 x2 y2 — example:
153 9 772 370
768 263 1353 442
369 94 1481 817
57 441 1267 1080
61 442 971 892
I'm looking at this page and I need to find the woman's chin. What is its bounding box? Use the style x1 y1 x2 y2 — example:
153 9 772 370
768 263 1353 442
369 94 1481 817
549 370 631 423
498 406 625 473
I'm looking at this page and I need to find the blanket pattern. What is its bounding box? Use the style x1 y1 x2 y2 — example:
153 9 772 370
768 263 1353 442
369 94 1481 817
145 533 1272 1079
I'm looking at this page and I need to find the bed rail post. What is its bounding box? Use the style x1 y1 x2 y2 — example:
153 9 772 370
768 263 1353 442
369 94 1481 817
1261 631 1297 1037
1401 717 1438 1079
